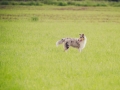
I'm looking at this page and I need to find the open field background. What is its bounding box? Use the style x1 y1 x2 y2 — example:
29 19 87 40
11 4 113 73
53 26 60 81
0 6 120 90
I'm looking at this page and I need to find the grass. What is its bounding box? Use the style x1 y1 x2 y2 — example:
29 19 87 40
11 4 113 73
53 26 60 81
0 6 120 90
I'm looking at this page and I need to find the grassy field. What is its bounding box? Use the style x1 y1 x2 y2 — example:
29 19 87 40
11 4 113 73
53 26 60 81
0 6 120 90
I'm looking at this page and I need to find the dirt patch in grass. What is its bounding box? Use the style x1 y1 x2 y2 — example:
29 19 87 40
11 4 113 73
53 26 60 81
53 7 89 11
52 7 114 11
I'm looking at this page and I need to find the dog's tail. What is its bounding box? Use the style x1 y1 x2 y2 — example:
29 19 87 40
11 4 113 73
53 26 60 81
56 38 65 47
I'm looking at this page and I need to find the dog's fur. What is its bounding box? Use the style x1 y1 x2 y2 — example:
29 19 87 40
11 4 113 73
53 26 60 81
56 34 87 52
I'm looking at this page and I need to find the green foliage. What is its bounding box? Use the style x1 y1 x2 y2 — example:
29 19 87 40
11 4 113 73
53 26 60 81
0 1 9 5
18 1 43 6
110 1 120 7
67 1 76 5
58 2 67 6
0 0 120 7
31 16 39 21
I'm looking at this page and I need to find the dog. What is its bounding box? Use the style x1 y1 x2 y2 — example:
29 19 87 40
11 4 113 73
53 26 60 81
56 34 87 52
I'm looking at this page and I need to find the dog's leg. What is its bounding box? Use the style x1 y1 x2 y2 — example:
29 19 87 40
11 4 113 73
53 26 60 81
64 42 69 52
64 47 67 52
79 48 82 52
64 48 69 52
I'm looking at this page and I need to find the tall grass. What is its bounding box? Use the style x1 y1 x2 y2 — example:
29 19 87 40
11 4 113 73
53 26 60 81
0 6 120 90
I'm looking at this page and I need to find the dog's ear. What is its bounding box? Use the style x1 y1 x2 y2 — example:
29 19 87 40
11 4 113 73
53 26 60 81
82 34 84 37
79 34 81 36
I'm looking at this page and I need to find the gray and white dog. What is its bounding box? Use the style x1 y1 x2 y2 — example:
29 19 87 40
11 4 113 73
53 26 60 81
56 34 87 52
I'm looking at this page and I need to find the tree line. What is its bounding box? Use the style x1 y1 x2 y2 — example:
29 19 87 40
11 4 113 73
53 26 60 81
0 0 120 6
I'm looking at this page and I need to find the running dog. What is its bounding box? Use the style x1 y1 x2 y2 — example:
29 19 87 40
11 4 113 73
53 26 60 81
56 34 87 52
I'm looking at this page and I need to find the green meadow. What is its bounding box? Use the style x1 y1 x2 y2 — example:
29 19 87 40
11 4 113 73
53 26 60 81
0 6 120 90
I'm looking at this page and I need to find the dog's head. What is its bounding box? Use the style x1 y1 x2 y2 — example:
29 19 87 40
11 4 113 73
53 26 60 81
79 34 85 41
